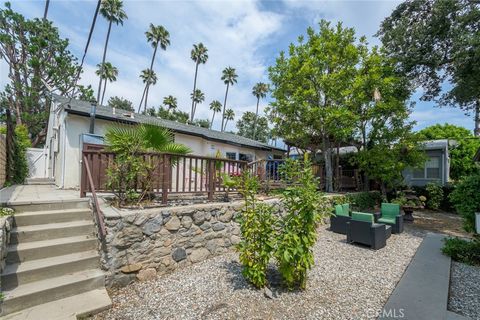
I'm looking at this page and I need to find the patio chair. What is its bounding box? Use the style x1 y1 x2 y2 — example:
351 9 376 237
346 212 391 250
330 204 351 235
375 203 404 234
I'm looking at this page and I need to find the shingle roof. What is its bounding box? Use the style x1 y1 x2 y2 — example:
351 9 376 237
52 94 285 152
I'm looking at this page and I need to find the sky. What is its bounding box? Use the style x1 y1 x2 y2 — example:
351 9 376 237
0 0 472 135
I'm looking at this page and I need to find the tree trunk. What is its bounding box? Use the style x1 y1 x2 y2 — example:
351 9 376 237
253 97 260 140
190 61 199 122
137 85 148 113
97 21 112 104
475 99 480 137
223 119 229 132
101 79 107 106
210 112 215 129
323 138 333 192
144 85 150 112
221 84 229 132
139 44 158 112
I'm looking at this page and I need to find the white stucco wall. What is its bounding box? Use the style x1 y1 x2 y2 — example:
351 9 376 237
50 112 282 189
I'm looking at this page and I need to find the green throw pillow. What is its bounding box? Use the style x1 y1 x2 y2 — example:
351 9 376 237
352 212 374 223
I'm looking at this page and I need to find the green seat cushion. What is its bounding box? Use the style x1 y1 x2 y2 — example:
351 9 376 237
351 212 374 223
378 217 396 224
342 204 350 215
335 204 349 217
381 203 400 218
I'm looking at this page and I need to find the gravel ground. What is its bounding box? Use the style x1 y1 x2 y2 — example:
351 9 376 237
448 261 480 319
93 226 423 320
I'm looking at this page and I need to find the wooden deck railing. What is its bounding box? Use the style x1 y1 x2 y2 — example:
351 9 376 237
82 154 106 240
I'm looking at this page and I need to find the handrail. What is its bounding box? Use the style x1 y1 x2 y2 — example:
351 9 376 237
83 154 106 239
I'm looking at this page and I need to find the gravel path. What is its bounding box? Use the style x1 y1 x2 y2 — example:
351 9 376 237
93 226 423 320
448 261 480 319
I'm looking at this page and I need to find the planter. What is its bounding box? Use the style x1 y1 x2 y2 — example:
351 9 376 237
402 206 421 223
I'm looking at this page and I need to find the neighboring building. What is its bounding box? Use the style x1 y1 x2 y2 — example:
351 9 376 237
403 139 454 187
43 95 285 189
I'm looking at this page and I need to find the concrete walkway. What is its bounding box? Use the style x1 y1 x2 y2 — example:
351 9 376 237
0 185 80 205
380 233 469 320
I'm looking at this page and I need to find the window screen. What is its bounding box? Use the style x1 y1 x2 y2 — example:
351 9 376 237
226 152 236 160
426 157 440 179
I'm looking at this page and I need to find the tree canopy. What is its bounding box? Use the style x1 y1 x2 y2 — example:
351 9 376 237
107 96 134 111
236 111 269 143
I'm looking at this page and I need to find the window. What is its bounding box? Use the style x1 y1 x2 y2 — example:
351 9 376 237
412 156 441 179
239 153 253 162
226 152 236 160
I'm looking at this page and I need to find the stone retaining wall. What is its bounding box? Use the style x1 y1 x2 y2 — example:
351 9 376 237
101 198 283 287
0 215 13 290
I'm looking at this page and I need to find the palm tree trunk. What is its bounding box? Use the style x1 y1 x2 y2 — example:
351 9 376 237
210 112 215 129
190 60 199 122
253 97 260 140
101 79 107 106
221 84 229 132
139 44 158 110
144 85 150 112
97 21 112 104
223 119 229 132
43 0 50 20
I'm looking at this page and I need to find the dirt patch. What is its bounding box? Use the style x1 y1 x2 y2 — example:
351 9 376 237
405 210 471 238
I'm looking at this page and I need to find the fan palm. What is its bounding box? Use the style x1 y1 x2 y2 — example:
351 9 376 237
252 82 269 139
139 69 157 111
220 67 238 132
95 62 118 105
190 89 205 121
189 43 208 121
223 108 235 131
209 100 222 129
163 95 177 112
96 0 127 104
138 24 170 112
105 123 191 155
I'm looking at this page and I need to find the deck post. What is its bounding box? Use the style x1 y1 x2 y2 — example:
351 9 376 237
208 160 215 201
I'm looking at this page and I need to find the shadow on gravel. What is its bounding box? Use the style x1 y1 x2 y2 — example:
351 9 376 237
222 260 303 297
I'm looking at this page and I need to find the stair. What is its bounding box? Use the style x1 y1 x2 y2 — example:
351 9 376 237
25 178 55 185
1 200 111 318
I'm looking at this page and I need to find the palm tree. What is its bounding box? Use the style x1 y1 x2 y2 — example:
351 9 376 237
220 66 238 132
190 43 208 121
163 95 177 112
252 82 269 139
138 24 170 112
97 0 127 104
95 62 118 105
223 108 235 131
139 69 157 111
190 89 205 121
209 100 222 129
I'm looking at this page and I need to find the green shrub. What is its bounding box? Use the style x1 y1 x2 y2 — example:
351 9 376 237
275 159 330 289
442 237 480 266
425 183 443 210
11 124 31 184
346 191 383 211
449 173 480 233
0 207 14 216
236 172 277 288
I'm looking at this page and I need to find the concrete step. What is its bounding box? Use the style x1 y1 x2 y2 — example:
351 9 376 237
25 178 55 185
10 220 95 243
2 250 100 290
7 235 97 263
1 288 112 320
1 269 106 316
10 199 90 213
13 208 92 226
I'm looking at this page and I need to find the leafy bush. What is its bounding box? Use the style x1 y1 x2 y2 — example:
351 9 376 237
236 172 277 288
12 124 31 184
442 237 480 266
449 173 480 233
346 191 383 211
0 207 14 216
275 159 330 289
425 183 443 210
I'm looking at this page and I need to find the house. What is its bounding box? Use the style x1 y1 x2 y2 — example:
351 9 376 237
403 139 454 187
40 95 285 189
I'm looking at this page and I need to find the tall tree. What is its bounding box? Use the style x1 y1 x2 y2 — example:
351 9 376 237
268 21 360 192
223 108 235 131
107 96 134 111
209 100 222 129
96 0 127 105
190 43 208 121
0 3 84 146
139 69 157 111
157 106 189 123
190 88 205 121
251 82 269 139
138 24 170 111
95 62 118 105
377 0 480 136
163 95 177 112
220 67 238 132
237 111 270 143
